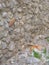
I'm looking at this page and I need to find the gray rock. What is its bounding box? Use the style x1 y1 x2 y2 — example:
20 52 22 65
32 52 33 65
7 12 13 19
0 41 2 49
2 3 6 8
17 7 22 12
1 41 7 49
4 51 12 59
6 56 18 65
2 12 7 18
33 34 48 44
14 22 19 28
2 49 7 55
8 41 15 51
26 14 33 20
12 7 16 14
14 28 20 33
18 52 28 59
24 32 32 43
43 61 49 65
24 24 32 31
3 30 8 37
17 51 40 64
0 4 3 10
4 23 9 29
12 0 18 5
0 32 5 39
15 13 22 20
20 28 24 36
23 0 31 4
1 56 7 65
32 0 39 2
0 54 3 58
9 0 16 8
2 38 7 42
26 57 40 64
35 7 39 14
0 21 4 26
5 36 10 43
6 1 10 7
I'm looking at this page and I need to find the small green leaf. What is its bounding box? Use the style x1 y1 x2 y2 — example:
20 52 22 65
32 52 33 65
43 48 46 54
33 50 41 59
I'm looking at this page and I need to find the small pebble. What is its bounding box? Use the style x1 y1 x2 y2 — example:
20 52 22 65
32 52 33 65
23 0 31 4
2 12 7 18
0 4 3 10
1 41 7 49
17 7 22 12
2 3 6 8
8 41 15 51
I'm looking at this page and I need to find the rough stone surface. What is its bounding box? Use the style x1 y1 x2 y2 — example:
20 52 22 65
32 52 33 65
0 0 49 65
8 41 15 51
1 41 7 49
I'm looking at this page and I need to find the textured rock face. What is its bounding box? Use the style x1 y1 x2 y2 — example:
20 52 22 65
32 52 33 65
1 41 7 49
8 41 15 51
0 0 49 65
